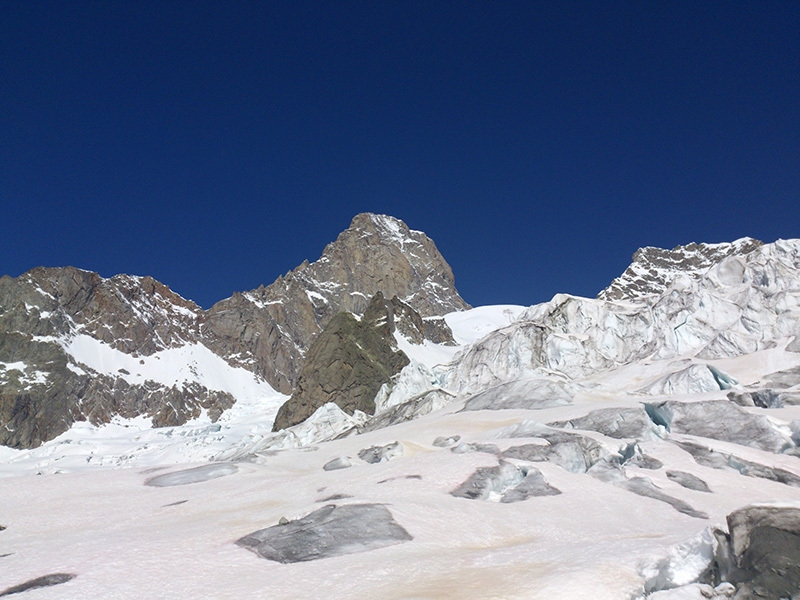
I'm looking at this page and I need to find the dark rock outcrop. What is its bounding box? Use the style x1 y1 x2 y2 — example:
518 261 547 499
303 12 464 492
272 292 435 431
0 268 229 448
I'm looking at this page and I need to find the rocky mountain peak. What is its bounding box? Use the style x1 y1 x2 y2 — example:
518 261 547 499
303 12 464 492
204 213 468 392
598 237 764 302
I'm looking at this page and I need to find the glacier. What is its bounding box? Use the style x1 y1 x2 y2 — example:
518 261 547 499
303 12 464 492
3 238 800 598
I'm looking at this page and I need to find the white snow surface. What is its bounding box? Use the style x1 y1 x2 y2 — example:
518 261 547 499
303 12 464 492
64 336 277 401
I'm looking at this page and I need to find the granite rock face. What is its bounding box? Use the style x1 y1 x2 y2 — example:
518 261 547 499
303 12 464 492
204 213 468 393
272 293 426 431
0 268 231 448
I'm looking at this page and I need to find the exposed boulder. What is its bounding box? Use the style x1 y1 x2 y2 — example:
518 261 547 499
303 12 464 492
236 503 412 563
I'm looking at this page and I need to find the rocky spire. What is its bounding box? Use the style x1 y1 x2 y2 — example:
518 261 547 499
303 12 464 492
203 213 469 393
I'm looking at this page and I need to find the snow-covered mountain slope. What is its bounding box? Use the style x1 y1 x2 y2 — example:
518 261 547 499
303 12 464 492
4 237 800 599
598 237 764 302
0 213 469 448
0 305 518 474
0 268 237 448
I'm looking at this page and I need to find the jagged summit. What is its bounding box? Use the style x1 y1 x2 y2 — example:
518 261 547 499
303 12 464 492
598 237 763 302
203 213 469 392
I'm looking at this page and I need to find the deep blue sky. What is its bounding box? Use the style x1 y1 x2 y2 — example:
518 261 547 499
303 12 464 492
2 2 799 309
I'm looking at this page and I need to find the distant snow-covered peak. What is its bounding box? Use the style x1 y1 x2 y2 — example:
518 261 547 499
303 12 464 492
598 236 763 302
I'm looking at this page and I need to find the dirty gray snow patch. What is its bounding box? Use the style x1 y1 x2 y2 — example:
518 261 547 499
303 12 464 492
621 477 708 520
589 462 708 520
236 504 412 563
618 443 664 470
322 456 352 471
144 463 238 487
548 406 657 439
433 435 460 447
450 461 560 502
727 389 785 409
725 504 800 599
762 365 800 389
500 430 610 474
358 442 403 464
643 400 793 454
450 442 500 455
666 471 712 493
673 441 800 487
460 378 573 412
0 574 76 597
638 364 735 396
317 494 352 502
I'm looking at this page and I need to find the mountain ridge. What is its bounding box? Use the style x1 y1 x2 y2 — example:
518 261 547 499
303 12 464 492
0 213 468 448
